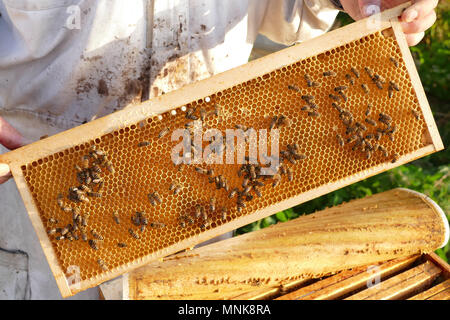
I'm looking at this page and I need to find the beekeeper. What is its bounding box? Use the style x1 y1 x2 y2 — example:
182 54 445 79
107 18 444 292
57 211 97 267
0 0 438 299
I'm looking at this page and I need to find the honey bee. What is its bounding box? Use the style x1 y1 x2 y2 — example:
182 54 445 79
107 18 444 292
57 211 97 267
253 186 262 198
301 95 314 102
79 184 92 193
336 134 345 147
365 104 372 116
310 81 321 87
249 166 257 179
200 220 211 229
338 91 348 102
331 102 342 112
355 122 367 131
173 185 182 195
287 85 300 92
307 111 320 117
276 115 292 128
375 131 382 141
345 74 354 85
56 236 65 241
118 243 127 248
158 127 170 139
152 192 162 204
272 174 281 187
199 108 207 121
361 84 369 94
195 167 208 175
221 207 228 220
364 67 374 79
365 133 374 140
91 165 101 174
229 188 239 199
351 67 360 78
389 81 400 92
48 218 58 224
91 229 104 240
391 153 399 163
112 211 120 225
345 126 356 135
388 87 394 99
329 94 340 101
411 109 420 120
373 74 385 83
286 167 293 182
378 113 392 123
131 214 140 227
195 205 203 218
129 228 140 239
57 193 64 207
389 57 399 68
151 221 166 229
323 71 336 77
269 116 278 130
92 178 102 184
235 124 248 131
81 231 88 242
87 192 102 198
61 226 70 236
374 81 383 90
97 259 108 271
365 140 373 151
378 145 389 157
47 228 57 235
365 118 377 126
105 161 114 174
89 239 99 250
185 107 196 118
334 86 348 92
209 197 216 212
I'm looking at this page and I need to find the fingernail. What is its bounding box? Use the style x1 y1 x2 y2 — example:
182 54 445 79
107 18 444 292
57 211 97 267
363 4 380 17
0 163 10 176
405 10 418 22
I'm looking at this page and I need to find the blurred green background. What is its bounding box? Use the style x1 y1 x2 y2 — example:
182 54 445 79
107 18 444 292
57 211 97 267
241 2 450 262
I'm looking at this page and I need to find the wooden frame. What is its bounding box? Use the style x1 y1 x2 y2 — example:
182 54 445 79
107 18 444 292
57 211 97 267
0 3 444 297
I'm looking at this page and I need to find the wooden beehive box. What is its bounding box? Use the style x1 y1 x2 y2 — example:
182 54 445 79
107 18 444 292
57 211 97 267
0 3 444 297
234 253 450 300
120 188 448 300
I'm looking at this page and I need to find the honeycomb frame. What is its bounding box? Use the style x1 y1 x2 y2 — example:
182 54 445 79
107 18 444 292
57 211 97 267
0 4 443 298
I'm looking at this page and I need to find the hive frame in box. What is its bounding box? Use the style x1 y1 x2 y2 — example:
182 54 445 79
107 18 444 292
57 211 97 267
0 3 443 297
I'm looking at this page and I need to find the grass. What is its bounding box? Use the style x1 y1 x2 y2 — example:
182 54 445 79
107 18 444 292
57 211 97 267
238 3 449 263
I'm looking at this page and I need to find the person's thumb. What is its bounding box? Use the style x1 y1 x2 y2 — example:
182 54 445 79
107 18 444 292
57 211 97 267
358 0 382 18
0 163 11 183
0 117 24 150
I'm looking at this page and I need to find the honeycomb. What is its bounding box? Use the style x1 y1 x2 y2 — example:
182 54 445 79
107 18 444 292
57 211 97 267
20 28 429 291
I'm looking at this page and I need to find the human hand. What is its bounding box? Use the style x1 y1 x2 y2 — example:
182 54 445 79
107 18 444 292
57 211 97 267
0 117 25 184
340 0 438 46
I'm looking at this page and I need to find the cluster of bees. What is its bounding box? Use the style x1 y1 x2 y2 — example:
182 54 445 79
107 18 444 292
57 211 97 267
287 58 416 162
49 147 113 247
47 146 120 271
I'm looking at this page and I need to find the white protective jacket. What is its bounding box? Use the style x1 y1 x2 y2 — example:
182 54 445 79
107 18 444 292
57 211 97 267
0 0 339 140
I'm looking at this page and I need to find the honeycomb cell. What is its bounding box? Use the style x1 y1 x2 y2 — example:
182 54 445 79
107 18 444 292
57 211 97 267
20 28 429 285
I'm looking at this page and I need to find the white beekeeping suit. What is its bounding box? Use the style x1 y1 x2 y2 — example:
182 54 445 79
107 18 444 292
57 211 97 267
0 0 338 299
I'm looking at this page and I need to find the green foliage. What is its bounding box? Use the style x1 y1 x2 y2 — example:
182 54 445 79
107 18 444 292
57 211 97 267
238 5 450 263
